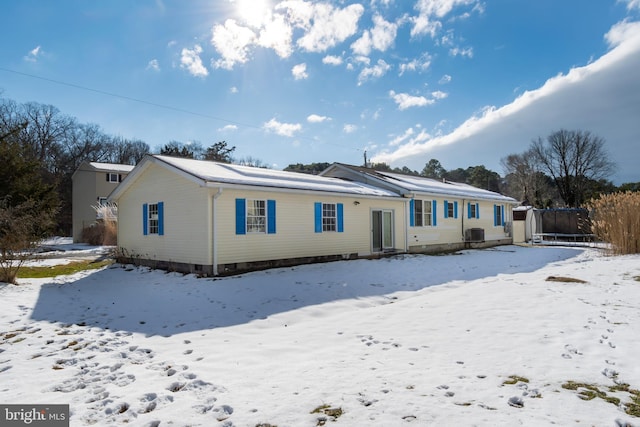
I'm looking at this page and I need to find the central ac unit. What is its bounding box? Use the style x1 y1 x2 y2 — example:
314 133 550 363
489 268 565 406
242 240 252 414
465 228 485 243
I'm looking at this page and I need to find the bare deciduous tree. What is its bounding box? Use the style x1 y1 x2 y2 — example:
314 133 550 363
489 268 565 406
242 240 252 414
501 151 556 207
530 129 614 207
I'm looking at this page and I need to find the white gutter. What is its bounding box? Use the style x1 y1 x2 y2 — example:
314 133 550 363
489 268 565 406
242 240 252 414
212 188 223 276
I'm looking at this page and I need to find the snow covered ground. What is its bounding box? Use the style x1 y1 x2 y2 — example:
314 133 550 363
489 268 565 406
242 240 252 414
1 241 639 427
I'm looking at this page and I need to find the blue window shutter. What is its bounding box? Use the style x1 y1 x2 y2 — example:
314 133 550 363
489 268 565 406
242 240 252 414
142 203 148 235
467 202 471 219
432 200 437 226
444 200 449 218
501 204 505 226
454 201 458 219
235 198 246 235
337 203 344 232
409 199 415 227
476 203 480 219
267 199 276 234
158 201 164 235
493 205 498 226
314 202 322 233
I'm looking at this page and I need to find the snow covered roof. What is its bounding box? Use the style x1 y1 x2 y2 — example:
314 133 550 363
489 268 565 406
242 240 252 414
376 171 517 202
143 155 399 197
88 162 135 173
323 164 517 203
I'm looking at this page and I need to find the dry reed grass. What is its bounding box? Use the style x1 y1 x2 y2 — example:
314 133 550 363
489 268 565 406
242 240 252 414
589 192 640 255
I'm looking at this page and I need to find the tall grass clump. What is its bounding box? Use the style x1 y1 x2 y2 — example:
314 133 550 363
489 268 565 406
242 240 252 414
589 192 640 255
81 204 117 246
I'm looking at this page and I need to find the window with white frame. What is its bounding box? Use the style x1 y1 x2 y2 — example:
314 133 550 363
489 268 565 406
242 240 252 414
322 203 337 232
246 200 266 233
423 200 433 226
412 199 434 227
414 200 423 227
107 173 120 183
447 201 455 218
148 203 159 234
469 203 478 219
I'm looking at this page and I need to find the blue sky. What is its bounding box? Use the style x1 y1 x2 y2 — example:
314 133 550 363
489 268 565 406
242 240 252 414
2 0 639 183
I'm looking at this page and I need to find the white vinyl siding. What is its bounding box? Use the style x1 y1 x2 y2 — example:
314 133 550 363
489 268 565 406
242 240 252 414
216 190 403 265
116 165 211 266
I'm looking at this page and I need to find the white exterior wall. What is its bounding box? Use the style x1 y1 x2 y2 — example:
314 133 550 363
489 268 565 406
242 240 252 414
408 197 513 249
214 188 406 266
117 165 212 266
116 162 407 271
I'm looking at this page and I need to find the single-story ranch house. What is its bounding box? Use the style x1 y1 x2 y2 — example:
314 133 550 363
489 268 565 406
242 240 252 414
109 155 517 275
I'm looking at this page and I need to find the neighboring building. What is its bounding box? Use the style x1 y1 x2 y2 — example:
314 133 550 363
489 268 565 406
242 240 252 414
72 161 135 243
321 164 519 253
108 155 405 276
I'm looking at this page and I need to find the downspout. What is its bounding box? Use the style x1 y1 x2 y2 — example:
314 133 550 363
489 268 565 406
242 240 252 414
461 199 465 244
404 198 409 253
212 188 223 276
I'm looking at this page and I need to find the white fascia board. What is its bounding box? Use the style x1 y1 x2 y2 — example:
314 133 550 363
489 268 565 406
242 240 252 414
107 155 206 202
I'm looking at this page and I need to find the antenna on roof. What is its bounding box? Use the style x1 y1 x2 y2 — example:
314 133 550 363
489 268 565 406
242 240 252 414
363 150 368 168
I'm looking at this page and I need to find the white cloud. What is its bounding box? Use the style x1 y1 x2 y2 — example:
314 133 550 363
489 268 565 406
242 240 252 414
389 127 415 146
146 59 160 71
449 46 473 57
229 86 239 93
351 14 397 56
373 20 640 184
281 2 365 52
411 0 477 37
343 124 358 133
351 31 373 56
605 18 640 48
263 118 302 137
439 74 452 84
389 90 433 110
411 14 441 38
307 114 331 123
354 55 371 65
211 19 256 69
322 55 343 65
180 44 209 77
257 12 293 58
357 59 391 85
24 46 42 62
620 0 640 10
431 90 448 100
399 53 432 75
219 124 238 132
292 63 308 80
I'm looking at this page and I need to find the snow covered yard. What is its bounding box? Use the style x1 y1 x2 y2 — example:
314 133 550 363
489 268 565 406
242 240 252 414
1 244 639 427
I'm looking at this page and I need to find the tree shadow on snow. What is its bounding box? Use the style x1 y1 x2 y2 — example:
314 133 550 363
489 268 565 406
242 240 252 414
30 245 584 336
